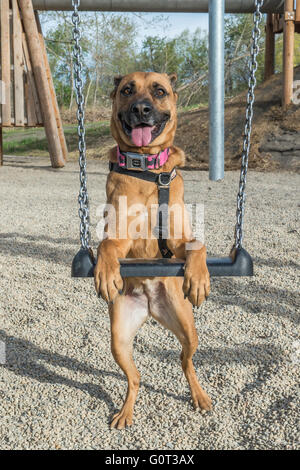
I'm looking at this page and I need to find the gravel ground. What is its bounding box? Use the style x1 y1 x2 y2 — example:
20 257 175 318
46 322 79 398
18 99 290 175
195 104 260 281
0 155 299 450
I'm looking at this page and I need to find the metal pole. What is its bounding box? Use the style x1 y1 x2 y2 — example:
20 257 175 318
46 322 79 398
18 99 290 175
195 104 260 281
209 0 225 181
32 0 285 13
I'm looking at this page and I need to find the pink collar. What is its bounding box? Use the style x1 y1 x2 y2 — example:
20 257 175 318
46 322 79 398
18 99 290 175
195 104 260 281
117 146 170 171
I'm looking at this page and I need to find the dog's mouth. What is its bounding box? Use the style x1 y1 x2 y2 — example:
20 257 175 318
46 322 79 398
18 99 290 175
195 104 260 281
120 118 169 147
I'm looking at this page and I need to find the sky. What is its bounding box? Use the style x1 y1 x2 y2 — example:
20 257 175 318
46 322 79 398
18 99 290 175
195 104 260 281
41 11 209 43
138 12 209 39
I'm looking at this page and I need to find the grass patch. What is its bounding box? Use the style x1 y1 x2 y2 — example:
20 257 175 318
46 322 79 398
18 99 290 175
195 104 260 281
178 102 208 113
3 121 111 157
3 136 49 154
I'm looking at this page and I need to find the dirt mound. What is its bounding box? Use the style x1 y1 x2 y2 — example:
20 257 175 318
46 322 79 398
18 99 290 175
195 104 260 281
175 66 300 172
61 67 300 171
61 106 111 124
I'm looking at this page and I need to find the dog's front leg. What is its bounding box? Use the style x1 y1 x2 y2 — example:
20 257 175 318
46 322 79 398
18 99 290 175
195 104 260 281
183 242 210 307
94 239 131 303
169 240 210 307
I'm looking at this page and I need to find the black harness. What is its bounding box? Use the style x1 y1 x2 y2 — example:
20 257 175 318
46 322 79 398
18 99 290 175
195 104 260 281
109 158 177 258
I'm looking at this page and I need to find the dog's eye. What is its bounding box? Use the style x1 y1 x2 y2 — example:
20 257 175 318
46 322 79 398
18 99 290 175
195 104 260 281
122 87 132 96
156 88 166 97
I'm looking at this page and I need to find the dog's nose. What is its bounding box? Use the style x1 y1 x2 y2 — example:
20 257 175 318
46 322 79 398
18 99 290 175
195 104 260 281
131 101 153 118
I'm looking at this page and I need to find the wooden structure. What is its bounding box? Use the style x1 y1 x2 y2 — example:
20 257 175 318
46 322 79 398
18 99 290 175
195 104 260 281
0 0 299 168
264 0 300 108
0 0 67 167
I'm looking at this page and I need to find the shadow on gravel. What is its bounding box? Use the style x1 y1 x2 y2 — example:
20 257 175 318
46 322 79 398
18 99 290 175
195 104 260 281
210 278 299 323
0 232 77 246
0 232 77 267
3 155 109 176
136 340 283 368
0 330 115 415
135 340 286 401
254 257 300 271
3 161 109 177
3 163 67 172
0 331 192 417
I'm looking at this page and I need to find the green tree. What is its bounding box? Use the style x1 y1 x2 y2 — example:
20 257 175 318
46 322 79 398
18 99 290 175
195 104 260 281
41 11 90 108
40 11 139 109
224 14 265 97
86 13 138 108
274 34 300 73
40 11 272 111
136 29 208 106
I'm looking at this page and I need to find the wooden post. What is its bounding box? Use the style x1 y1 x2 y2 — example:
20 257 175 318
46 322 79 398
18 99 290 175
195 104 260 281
0 0 11 126
264 13 275 81
18 0 65 167
22 32 43 124
13 0 25 126
35 12 68 162
296 0 300 23
283 0 295 109
0 127 3 166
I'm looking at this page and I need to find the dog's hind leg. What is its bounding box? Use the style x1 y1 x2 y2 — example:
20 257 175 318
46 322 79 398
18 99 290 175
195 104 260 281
109 290 149 429
145 278 212 412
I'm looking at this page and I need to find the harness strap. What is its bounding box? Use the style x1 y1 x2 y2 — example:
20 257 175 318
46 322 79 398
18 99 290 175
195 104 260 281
156 185 173 259
109 162 176 259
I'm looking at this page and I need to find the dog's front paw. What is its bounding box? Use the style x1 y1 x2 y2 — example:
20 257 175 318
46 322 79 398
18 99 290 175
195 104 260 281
94 257 123 303
183 254 210 307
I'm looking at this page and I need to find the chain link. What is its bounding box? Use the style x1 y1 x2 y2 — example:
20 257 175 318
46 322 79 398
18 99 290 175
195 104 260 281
234 0 264 249
71 0 90 250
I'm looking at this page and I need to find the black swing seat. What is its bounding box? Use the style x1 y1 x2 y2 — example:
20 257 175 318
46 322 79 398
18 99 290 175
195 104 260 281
71 247 253 278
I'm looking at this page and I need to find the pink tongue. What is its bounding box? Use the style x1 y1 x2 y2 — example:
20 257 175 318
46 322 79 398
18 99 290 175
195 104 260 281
131 125 154 147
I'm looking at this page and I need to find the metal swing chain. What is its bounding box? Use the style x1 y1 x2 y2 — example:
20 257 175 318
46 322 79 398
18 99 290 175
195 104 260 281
71 0 90 250
234 0 264 249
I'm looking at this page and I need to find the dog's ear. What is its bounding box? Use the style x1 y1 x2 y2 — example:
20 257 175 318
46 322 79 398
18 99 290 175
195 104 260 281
110 75 123 99
168 73 177 91
168 73 178 101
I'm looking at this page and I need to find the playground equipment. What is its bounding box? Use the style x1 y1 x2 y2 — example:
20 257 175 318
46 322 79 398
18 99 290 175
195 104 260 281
0 0 67 167
30 0 300 179
264 2 300 108
32 0 284 13
1 0 299 172
70 0 265 279
0 0 299 278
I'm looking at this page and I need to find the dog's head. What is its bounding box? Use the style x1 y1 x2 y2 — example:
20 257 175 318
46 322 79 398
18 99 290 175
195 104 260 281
110 72 178 152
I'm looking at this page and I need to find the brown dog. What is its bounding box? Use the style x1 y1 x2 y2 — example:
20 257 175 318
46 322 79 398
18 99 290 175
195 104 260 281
94 72 211 429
